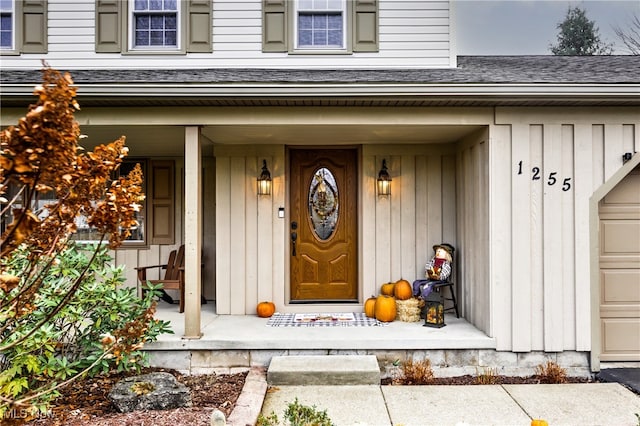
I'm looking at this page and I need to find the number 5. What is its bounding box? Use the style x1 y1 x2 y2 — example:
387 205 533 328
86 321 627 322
562 178 572 191
547 172 557 186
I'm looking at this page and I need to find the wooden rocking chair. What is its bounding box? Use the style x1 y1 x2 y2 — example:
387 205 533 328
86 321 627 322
135 245 186 313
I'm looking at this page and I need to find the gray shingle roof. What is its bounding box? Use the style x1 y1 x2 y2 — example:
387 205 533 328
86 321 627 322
1 56 639 85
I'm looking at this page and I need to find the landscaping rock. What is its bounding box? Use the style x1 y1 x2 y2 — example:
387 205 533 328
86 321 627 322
108 372 192 413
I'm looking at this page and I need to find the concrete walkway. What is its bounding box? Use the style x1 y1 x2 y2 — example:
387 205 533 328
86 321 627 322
259 382 640 426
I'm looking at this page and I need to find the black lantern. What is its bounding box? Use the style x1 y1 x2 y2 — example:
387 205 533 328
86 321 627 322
423 298 445 328
257 159 272 195
377 159 391 196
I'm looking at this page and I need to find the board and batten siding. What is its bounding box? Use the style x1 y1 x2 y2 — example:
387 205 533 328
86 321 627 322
213 143 464 315
1 0 454 69
491 107 640 353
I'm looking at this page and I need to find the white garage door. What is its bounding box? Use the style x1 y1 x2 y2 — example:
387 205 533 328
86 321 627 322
599 164 640 361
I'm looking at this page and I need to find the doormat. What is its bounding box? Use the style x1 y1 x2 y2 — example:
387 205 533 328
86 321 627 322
266 312 387 327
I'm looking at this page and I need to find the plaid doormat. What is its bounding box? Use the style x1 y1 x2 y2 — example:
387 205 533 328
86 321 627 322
266 312 387 327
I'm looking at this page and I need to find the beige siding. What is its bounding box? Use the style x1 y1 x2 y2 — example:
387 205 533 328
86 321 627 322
495 107 640 353
2 0 453 69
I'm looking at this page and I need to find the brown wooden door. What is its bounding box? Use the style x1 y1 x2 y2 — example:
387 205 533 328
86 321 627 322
289 149 358 302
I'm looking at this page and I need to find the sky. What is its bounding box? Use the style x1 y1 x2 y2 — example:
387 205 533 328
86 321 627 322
454 0 640 55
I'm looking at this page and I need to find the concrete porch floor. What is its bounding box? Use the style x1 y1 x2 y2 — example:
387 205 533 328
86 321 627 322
144 301 596 378
147 300 496 351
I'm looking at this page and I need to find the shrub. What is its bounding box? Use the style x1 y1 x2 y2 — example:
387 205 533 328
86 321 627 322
257 398 335 426
475 367 499 384
397 357 434 385
535 360 567 384
0 243 172 417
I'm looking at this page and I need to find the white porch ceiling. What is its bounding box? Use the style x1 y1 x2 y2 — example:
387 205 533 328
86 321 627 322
80 124 482 157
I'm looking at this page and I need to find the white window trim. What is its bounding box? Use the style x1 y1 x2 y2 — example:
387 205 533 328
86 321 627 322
127 0 182 52
293 0 347 52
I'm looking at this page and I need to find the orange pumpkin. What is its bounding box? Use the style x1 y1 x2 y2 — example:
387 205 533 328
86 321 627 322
374 295 397 322
393 278 412 300
530 420 548 426
364 296 377 318
256 301 276 318
380 282 395 296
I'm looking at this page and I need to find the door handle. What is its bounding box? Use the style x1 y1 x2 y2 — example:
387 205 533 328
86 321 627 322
291 231 297 256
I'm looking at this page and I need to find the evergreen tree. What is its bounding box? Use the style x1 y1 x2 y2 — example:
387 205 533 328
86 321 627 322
550 6 613 55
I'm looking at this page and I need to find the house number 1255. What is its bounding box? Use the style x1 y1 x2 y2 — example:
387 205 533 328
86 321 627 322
517 161 572 191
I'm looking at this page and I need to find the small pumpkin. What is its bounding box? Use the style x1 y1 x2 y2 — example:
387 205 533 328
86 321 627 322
380 282 395 296
374 295 397 322
256 301 276 318
364 296 377 318
530 420 548 426
393 278 412 300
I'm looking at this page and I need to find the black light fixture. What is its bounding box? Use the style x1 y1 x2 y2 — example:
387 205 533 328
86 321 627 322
377 159 391 196
623 152 633 164
257 159 272 195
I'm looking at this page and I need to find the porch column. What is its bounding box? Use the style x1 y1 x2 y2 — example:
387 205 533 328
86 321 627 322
183 126 202 338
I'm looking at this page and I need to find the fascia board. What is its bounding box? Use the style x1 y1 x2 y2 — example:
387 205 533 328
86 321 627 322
1 83 639 98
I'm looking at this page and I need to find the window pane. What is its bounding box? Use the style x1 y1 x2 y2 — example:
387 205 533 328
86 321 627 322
164 0 177 11
165 30 176 45
308 167 339 241
327 14 341 29
328 29 342 46
0 30 11 48
327 0 342 9
149 0 163 11
135 31 149 46
299 14 312 30
298 0 312 10
150 15 164 29
134 0 148 11
299 29 312 46
313 0 328 10
166 14 176 29
0 0 12 11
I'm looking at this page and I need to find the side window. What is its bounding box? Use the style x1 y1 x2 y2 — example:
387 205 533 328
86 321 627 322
96 0 211 54
130 0 179 50
0 0 15 50
262 0 377 53
295 0 345 50
0 0 47 55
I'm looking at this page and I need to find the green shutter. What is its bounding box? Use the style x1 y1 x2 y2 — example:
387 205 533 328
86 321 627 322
150 160 175 245
187 0 212 53
95 0 121 53
262 0 287 52
21 0 47 53
353 0 378 52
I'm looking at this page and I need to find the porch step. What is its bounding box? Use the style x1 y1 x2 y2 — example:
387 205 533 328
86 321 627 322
267 355 380 386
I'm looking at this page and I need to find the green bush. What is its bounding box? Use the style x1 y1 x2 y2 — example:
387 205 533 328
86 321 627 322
257 397 335 426
0 242 172 417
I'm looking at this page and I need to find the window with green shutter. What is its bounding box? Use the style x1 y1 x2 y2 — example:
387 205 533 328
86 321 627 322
95 0 211 54
262 0 377 53
0 0 47 55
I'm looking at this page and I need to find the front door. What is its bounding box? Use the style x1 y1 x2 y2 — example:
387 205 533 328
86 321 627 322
289 148 358 302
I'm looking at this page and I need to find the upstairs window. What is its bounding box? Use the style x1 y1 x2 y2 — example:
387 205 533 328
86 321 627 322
262 0 377 54
296 0 345 50
0 0 14 50
130 0 179 50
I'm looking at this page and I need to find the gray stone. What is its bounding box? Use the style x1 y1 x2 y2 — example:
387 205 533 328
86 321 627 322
108 372 192 413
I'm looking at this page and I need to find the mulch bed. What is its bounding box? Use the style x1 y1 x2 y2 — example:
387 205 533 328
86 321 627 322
11 368 247 426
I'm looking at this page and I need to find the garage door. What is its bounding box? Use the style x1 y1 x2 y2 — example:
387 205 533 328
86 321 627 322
599 164 640 361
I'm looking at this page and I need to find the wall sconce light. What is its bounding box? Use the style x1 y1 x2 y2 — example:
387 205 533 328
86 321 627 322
622 152 633 164
377 159 391 196
257 159 272 195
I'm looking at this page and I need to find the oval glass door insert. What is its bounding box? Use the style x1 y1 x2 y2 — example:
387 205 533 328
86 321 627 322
308 167 339 240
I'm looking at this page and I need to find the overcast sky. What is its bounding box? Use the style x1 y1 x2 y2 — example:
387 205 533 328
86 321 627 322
454 0 640 55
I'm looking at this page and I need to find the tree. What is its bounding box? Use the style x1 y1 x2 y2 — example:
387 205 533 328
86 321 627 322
0 66 171 417
550 6 613 55
614 13 640 55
